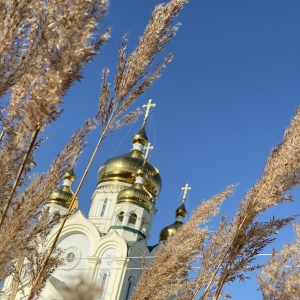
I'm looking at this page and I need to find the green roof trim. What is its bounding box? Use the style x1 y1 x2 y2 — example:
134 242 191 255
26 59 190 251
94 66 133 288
109 225 146 239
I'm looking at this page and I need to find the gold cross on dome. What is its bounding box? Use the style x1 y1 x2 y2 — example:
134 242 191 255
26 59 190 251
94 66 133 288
182 183 191 203
142 99 156 124
144 142 154 159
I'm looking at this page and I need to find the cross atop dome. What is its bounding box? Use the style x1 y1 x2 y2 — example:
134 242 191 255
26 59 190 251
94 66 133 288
182 183 191 203
142 99 156 125
144 142 154 159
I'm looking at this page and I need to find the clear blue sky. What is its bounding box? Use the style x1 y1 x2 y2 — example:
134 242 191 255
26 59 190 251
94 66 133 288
36 1 300 298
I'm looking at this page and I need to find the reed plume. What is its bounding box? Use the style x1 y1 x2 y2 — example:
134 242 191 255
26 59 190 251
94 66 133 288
25 0 189 297
0 2 108 297
131 185 235 300
130 108 300 300
257 223 300 300
0 117 96 285
204 108 300 299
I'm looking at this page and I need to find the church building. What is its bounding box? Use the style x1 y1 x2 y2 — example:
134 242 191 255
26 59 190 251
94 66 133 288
1 100 189 300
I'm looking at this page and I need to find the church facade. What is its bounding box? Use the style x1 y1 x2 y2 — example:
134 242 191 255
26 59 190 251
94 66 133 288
1 101 188 300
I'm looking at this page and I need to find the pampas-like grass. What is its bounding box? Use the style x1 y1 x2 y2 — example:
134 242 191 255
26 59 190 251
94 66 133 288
257 223 300 300
0 0 109 298
130 108 300 300
131 185 235 300
19 0 189 298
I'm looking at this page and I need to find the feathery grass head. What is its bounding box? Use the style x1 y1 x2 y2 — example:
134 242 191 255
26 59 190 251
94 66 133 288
257 223 300 300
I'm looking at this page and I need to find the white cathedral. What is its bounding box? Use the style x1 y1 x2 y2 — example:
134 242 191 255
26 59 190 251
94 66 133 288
1 101 189 300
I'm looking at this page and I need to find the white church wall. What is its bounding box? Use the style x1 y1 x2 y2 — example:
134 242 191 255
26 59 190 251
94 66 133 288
94 231 129 300
53 233 91 286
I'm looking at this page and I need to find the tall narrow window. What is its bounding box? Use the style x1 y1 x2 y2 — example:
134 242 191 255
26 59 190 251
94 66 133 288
128 213 137 228
100 273 107 291
125 277 135 300
116 212 124 225
99 271 110 299
140 218 146 232
100 198 108 217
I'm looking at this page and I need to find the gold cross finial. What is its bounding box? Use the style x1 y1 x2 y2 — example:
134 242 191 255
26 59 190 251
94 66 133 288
142 99 156 124
144 142 154 159
182 183 191 203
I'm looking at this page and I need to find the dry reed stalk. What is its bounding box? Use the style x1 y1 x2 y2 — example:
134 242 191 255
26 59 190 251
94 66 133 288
0 126 41 228
0 0 108 295
257 223 300 300
194 108 300 300
27 0 189 297
131 185 235 300
25 210 64 299
0 117 96 287
0 0 109 230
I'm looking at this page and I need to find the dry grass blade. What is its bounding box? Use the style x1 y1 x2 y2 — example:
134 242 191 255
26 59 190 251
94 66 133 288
99 0 188 136
25 210 64 299
0 1 108 295
197 108 300 300
131 185 235 300
0 117 95 286
27 0 189 296
257 223 300 300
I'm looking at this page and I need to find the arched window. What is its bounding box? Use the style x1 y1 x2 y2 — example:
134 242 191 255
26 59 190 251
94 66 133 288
116 212 124 225
140 218 146 232
100 198 109 217
125 276 135 300
128 213 137 228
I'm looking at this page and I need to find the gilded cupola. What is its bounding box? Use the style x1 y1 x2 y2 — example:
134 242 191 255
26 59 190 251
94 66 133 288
45 168 78 210
97 100 162 197
117 169 154 211
159 184 191 241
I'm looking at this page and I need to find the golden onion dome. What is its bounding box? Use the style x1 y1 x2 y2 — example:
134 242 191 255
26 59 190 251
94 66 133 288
159 221 183 241
132 124 148 146
176 202 187 218
97 127 161 197
159 202 188 241
45 169 78 210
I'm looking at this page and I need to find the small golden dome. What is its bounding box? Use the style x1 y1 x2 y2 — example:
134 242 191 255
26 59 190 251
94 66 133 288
176 203 187 218
159 201 188 241
132 124 148 146
45 169 78 210
97 148 161 197
159 221 183 241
